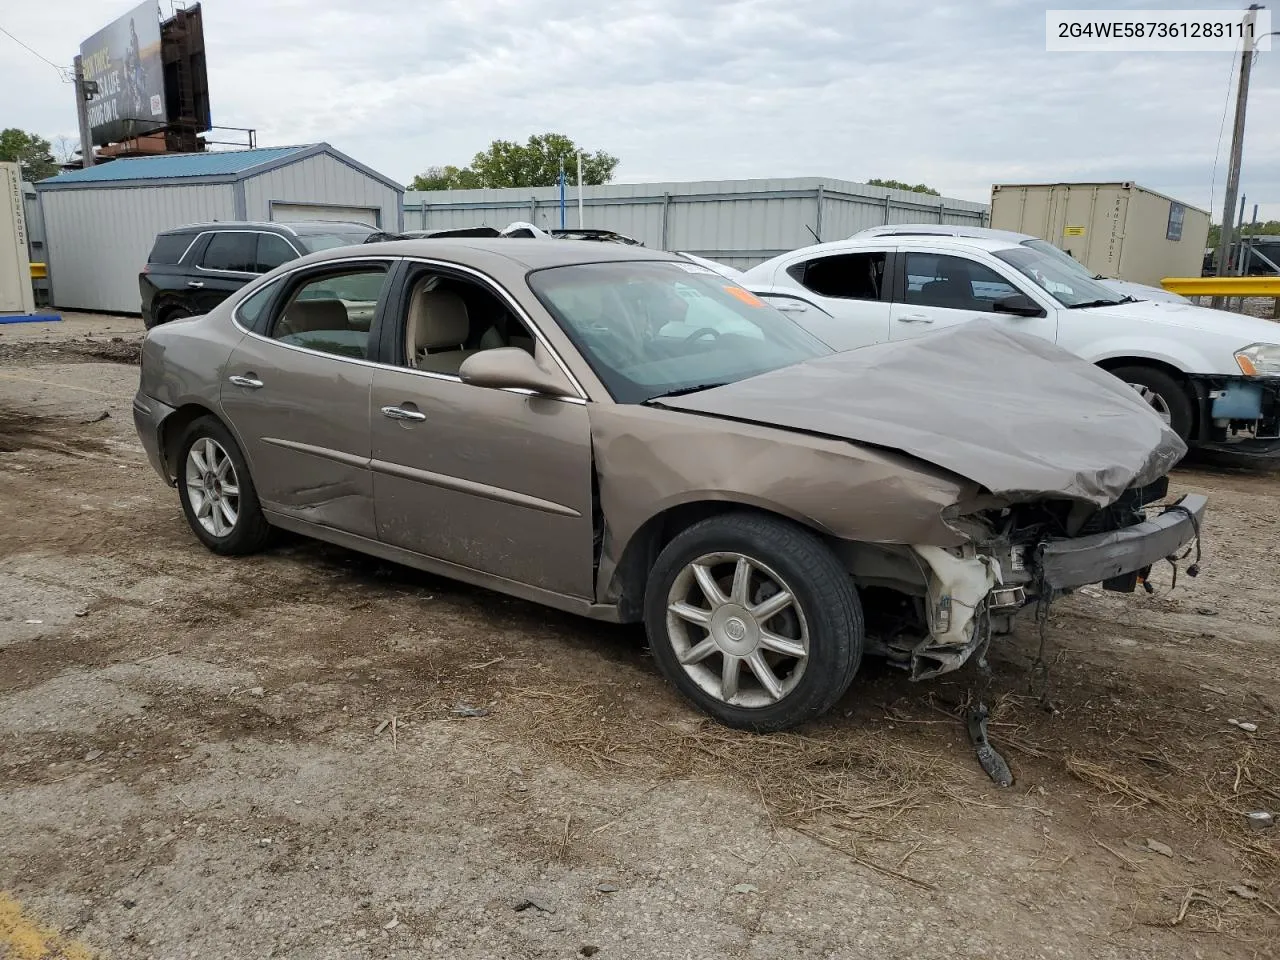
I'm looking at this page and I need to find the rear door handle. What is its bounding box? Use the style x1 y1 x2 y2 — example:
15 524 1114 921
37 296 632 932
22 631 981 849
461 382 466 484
187 280 204 289
381 405 426 422
228 375 264 389
898 314 934 323
773 301 808 313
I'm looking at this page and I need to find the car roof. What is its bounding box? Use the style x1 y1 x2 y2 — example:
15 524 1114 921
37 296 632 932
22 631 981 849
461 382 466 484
855 223 1037 244
309 237 684 270
158 220 376 236
790 234 1022 257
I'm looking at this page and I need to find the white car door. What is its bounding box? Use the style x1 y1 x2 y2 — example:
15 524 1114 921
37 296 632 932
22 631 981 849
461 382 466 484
889 248 1058 344
754 249 893 350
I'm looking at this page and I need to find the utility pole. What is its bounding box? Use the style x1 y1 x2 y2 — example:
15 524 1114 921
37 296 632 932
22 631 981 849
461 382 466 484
1217 4 1261 277
73 55 96 168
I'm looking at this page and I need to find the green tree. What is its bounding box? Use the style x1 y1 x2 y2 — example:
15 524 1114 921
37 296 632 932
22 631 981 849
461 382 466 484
411 133 619 191
867 178 941 196
410 164 483 191
0 128 57 182
1208 220 1280 247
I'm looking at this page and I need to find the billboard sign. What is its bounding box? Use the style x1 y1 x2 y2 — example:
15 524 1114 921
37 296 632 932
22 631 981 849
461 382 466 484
80 2 167 146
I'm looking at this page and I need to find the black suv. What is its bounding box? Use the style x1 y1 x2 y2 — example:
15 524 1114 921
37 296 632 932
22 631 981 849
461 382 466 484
139 221 385 327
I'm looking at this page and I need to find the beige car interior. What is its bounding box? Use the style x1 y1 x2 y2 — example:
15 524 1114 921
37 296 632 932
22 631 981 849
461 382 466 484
406 275 538 376
275 298 351 338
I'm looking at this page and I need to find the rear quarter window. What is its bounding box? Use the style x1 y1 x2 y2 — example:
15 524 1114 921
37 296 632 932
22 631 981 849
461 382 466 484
148 233 195 265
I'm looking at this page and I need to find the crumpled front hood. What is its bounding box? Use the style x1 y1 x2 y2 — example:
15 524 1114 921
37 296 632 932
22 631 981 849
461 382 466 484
656 320 1186 508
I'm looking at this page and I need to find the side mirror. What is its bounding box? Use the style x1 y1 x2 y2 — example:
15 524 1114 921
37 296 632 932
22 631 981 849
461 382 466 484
993 293 1045 318
458 347 576 398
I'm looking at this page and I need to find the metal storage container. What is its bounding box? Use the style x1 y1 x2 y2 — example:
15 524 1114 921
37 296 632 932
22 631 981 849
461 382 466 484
989 182 1209 287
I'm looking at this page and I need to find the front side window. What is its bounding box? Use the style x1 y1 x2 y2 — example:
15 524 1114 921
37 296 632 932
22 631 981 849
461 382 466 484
267 266 388 360
788 252 887 301
528 261 829 404
903 253 1020 312
200 232 257 273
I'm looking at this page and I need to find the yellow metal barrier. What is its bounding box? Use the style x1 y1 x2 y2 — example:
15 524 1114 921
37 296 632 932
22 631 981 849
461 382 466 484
29 262 47 280
1161 276 1280 296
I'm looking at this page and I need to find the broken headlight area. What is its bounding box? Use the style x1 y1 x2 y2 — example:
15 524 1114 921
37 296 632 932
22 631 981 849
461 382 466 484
850 475 1198 682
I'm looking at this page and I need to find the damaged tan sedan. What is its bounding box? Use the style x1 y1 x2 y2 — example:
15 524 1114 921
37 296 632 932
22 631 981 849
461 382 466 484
134 240 1205 731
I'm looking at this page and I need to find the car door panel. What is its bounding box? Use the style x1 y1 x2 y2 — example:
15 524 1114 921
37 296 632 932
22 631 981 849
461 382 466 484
219 261 392 539
760 250 893 350
221 336 375 537
370 372 595 598
889 249 1058 343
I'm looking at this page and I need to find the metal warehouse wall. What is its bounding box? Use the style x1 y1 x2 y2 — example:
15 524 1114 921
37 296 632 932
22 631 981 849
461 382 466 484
242 153 401 229
42 184 236 312
404 178 989 268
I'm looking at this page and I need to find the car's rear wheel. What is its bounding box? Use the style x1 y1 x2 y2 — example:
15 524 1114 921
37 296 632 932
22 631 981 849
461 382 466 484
163 305 194 324
176 417 270 555
1110 365 1194 442
643 512 863 731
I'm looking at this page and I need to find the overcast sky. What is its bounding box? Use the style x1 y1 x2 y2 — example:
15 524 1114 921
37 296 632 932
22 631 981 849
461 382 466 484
2 0 1277 220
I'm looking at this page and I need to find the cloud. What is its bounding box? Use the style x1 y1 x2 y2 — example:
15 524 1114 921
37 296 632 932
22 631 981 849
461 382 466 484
1 0 1276 219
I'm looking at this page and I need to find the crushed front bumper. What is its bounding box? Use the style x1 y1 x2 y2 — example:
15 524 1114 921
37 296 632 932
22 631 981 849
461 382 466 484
1038 494 1207 590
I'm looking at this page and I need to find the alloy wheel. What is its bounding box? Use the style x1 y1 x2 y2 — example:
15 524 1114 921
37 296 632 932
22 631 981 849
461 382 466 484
184 437 240 537
1127 382 1173 424
665 551 809 708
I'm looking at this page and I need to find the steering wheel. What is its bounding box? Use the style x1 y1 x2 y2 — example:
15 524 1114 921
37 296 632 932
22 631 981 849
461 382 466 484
682 327 721 344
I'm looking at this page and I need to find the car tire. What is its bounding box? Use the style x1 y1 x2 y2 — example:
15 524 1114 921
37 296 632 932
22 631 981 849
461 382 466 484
175 416 270 556
643 512 863 732
1109 365 1195 442
163 305 194 325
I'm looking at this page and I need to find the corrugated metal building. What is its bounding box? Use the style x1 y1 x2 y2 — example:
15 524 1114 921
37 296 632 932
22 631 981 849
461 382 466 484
404 178 989 269
36 143 402 312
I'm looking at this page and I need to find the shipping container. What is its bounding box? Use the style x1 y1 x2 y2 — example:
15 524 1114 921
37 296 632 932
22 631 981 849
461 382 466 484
989 182 1209 287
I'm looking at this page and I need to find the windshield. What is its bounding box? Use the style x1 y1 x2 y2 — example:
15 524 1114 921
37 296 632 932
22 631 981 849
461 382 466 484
298 232 374 253
1020 239 1097 277
993 246 1124 308
528 261 830 404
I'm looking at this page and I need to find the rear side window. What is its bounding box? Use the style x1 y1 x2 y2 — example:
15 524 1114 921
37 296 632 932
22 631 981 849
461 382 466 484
788 252 886 301
256 234 297 273
148 233 193 265
200 232 257 273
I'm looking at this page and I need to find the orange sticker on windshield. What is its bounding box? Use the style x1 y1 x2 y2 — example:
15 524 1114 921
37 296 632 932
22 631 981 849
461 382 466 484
723 285 765 307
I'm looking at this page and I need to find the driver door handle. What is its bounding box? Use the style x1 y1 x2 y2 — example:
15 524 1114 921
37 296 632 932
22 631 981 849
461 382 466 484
898 314 934 323
186 280 204 289
227 375 264 389
773 301 808 312
381 405 427 422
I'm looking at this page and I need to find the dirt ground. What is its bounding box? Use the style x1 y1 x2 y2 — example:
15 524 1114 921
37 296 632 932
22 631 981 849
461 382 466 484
1 313 1277 960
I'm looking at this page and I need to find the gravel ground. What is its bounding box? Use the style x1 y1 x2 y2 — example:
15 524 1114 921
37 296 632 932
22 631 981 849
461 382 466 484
1 316 1277 959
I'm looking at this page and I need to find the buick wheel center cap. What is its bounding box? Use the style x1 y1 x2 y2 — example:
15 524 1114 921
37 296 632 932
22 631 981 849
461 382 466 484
710 605 758 656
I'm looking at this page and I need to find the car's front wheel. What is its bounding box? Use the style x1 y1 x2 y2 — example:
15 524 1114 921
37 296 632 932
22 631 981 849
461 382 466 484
176 417 270 555
643 512 863 731
1110 365 1194 442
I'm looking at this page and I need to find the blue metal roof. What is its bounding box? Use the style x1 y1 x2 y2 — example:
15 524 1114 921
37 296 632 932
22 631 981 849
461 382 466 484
39 146 309 185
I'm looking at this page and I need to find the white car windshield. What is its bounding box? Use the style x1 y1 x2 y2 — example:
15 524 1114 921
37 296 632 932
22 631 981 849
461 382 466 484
992 246 1126 308
528 261 830 404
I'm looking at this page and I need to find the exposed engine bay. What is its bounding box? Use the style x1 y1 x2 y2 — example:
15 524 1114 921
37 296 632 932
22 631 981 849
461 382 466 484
842 476 1205 681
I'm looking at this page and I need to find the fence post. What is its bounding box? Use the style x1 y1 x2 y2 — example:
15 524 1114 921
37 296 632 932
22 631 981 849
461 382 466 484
815 184 825 242
938 202 946 224
883 194 891 225
661 192 671 250
529 196 537 224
